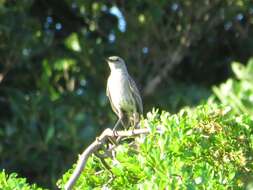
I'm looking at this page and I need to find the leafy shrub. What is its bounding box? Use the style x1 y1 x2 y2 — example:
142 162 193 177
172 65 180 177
58 105 253 189
0 170 46 190
212 58 253 116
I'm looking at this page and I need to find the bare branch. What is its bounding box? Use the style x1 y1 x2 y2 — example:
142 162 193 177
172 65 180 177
143 46 186 96
64 127 157 190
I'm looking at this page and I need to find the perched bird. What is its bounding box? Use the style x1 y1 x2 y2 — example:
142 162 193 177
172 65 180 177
106 56 143 131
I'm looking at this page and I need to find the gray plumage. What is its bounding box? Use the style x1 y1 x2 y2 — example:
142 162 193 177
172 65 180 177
106 56 143 130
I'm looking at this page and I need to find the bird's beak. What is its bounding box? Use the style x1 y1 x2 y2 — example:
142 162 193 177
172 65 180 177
105 58 109 62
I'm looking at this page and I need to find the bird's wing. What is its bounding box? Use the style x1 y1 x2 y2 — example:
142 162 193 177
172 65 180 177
106 79 118 115
128 75 143 114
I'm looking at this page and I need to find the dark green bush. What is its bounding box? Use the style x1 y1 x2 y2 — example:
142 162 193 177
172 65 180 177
0 170 46 190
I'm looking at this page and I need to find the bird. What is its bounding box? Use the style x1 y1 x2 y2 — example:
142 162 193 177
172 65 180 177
106 56 143 131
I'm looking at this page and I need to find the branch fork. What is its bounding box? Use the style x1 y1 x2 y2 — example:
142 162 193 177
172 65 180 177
64 127 154 190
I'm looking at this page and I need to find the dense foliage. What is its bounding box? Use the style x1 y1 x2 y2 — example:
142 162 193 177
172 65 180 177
0 170 46 190
59 105 253 189
1 0 253 188
212 58 253 116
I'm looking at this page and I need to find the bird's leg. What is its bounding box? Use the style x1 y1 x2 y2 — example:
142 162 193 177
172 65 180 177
108 112 122 145
134 113 140 128
112 117 122 132
113 110 126 132
129 113 139 135
106 117 122 150
111 118 121 141
114 111 128 143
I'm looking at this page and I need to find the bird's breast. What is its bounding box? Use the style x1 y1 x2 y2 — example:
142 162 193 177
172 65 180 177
108 72 135 112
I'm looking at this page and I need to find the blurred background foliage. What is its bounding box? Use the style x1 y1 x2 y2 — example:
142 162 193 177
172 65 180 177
211 58 253 116
0 0 253 188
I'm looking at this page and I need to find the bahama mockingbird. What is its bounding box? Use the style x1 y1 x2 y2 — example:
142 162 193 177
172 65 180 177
106 56 143 131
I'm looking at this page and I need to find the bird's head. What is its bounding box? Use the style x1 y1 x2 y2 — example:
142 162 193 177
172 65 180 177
106 56 127 71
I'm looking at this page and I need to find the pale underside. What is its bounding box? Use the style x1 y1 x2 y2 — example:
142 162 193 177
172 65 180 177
106 71 143 127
